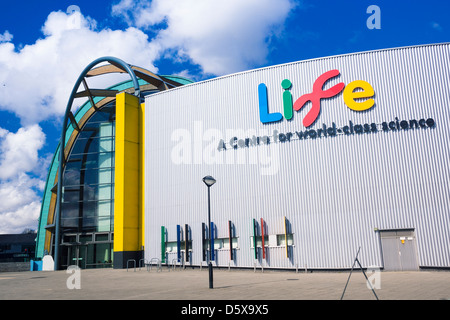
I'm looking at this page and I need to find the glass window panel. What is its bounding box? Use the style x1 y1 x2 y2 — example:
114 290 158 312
79 153 99 169
63 235 77 243
79 234 92 243
81 201 96 218
98 168 113 184
82 168 113 185
86 139 101 154
61 202 80 219
86 243 95 267
82 185 96 201
98 137 114 153
97 216 111 232
64 168 81 186
98 152 113 168
70 135 92 155
82 216 97 231
70 137 115 156
82 124 101 134
61 103 115 250
75 152 113 170
61 217 80 228
95 234 109 242
62 188 81 202
250 236 269 248
77 128 98 140
214 239 223 249
71 139 98 156
277 234 294 246
99 123 113 137
89 108 113 123
97 200 113 217
64 160 81 185
81 169 98 186
93 243 113 267
97 184 112 201
77 184 113 201
61 225 80 234
166 242 178 253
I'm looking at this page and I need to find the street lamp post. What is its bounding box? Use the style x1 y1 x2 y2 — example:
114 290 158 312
202 175 216 289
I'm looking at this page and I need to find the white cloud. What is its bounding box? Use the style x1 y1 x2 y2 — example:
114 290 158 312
112 0 295 75
0 9 162 234
431 21 443 31
0 197 42 234
0 31 13 43
0 173 43 233
0 125 46 234
0 3 296 125
0 2 296 233
0 125 45 180
0 10 161 126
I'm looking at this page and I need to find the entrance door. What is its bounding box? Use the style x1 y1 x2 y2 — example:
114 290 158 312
68 245 87 269
380 229 419 271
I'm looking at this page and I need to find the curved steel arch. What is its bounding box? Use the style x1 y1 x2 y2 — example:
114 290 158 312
53 57 141 270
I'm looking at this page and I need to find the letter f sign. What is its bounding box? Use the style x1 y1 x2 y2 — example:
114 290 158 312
293 69 344 127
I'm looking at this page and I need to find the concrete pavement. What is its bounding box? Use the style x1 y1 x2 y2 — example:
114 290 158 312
1 267 449 300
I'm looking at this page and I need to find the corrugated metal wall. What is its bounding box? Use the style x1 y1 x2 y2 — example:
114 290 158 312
145 43 450 270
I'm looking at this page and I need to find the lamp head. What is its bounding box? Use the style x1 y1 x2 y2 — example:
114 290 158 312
202 175 216 187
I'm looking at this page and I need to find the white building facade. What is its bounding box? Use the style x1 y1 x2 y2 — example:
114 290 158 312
144 43 450 271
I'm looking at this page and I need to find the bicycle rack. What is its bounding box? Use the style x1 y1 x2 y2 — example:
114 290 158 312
139 259 146 271
171 258 184 271
171 259 177 271
127 259 136 272
148 258 161 272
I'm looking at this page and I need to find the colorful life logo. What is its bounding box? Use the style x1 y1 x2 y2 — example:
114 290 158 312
258 69 375 126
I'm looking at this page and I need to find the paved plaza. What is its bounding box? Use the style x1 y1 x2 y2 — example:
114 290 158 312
1 267 449 301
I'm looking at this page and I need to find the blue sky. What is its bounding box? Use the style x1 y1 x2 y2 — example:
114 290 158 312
0 0 449 233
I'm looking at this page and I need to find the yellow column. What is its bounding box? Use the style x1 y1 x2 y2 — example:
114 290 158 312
113 92 143 268
139 101 145 252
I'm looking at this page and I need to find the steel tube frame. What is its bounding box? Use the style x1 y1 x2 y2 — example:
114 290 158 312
54 57 140 270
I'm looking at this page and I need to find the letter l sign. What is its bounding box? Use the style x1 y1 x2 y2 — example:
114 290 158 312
258 83 283 123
